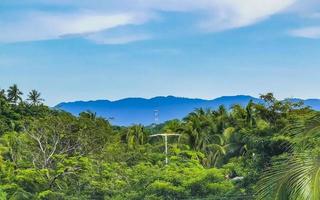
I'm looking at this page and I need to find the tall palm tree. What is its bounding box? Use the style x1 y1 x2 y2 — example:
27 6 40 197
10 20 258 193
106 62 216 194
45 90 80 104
214 105 229 132
230 104 247 128
7 84 23 104
182 108 213 151
27 90 44 105
230 101 257 129
256 113 320 199
182 108 245 167
126 125 147 149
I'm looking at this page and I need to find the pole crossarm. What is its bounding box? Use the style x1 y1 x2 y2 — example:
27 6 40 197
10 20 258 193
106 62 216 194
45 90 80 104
149 133 180 137
149 132 181 165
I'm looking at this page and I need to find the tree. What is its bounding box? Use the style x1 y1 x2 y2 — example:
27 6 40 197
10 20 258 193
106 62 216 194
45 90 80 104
256 93 303 128
246 100 256 128
79 111 97 120
0 132 28 167
256 152 320 200
0 88 6 100
126 125 148 149
78 111 112 154
256 113 320 199
7 84 23 104
204 127 246 167
27 90 44 105
181 108 245 167
162 119 182 134
24 116 84 169
182 108 215 151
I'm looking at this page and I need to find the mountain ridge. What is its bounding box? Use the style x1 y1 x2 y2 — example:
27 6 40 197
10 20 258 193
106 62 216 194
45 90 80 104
55 95 320 126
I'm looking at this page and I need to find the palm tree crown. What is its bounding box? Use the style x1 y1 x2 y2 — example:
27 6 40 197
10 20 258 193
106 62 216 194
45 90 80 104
126 125 147 149
27 90 44 105
256 113 320 200
7 84 23 104
0 88 6 100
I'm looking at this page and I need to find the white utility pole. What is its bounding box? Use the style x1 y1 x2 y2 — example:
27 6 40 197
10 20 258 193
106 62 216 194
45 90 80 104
149 133 180 165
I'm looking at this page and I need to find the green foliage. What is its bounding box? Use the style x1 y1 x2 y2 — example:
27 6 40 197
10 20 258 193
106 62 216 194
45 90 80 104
256 151 320 200
0 87 317 199
37 190 65 200
255 113 320 200
0 188 7 200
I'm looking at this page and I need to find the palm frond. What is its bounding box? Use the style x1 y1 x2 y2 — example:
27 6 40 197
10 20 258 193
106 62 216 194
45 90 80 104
256 152 320 200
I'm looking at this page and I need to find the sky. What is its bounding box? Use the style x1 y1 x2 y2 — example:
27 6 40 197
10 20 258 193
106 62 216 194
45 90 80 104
0 0 320 106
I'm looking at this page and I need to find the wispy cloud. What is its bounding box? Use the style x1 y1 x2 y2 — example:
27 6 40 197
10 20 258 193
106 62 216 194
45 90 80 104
87 32 152 45
197 0 296 31
289 26 320 39
0 11 151 43
0 0 314 44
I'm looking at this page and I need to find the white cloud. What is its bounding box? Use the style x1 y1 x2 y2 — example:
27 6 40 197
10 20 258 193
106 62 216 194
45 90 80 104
285 0 320 15
87 32 151 45
289 26 320 39
128 0 296 31
0 0 302 43
0 11 151 43
197 0 296 31
53 14 138 35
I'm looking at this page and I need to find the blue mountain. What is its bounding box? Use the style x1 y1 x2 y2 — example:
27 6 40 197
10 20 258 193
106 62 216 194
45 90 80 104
55 95 320 126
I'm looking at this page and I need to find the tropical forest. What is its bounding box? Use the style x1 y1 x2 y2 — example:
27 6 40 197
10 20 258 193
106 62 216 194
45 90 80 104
0 84 319 199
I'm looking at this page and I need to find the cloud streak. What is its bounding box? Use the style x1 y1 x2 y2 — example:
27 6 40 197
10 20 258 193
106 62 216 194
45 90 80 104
198 0 296 31
0 0 306 44
289 26 320 39
0 11 151 43
87 31 152 45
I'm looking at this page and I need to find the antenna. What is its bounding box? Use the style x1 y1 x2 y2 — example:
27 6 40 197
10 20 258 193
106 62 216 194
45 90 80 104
149 133 180 165
154 109 159 124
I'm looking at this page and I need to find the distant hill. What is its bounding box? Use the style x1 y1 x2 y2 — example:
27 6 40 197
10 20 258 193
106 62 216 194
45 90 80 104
55 95 320 126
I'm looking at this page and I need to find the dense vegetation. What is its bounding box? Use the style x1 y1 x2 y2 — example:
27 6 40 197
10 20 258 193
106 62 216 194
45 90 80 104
0 85 320 199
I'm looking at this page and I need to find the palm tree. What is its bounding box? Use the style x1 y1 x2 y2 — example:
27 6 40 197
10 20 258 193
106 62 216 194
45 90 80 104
180 107 248 167
7 84 23 104
163 119 182 134
230 104 247 128
214 105 229 132
182 108 245 167
0 88 6 100
205 127 246 167
27 90 44 105
256 113 320 199
126 125 147 149
182 108 213 151
246 100 256 128
256 152 320 200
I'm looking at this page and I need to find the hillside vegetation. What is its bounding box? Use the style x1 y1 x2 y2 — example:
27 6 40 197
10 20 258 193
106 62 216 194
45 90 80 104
1 85 320 199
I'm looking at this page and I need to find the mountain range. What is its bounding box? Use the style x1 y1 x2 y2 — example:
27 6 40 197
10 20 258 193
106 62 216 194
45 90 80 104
55 95 320 126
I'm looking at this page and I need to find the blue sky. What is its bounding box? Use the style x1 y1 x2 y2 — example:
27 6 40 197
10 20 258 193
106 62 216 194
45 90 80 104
0 0 320 106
